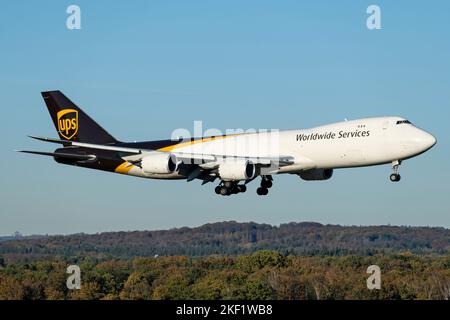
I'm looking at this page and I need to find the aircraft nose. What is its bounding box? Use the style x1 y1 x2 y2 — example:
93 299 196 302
416 130 437 151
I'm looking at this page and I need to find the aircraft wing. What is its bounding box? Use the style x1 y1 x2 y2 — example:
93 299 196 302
25 136 315 178
26 135 299 167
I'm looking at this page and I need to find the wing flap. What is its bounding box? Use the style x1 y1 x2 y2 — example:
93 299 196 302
173 152 295 166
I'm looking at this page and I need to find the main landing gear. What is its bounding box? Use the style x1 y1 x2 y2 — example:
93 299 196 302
390 160 402 182
257 176 273 196
215 181 247 196
214 176 274 196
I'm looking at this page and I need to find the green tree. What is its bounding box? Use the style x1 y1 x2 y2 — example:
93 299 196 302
236 251 286 273
191 273 226 299
244 272 275 300
151 267 192 299
69 281 103 300
119 271 153 300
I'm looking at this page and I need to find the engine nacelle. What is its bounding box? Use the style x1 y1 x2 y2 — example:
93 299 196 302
141 153 177 174
298 169 333 181
218 160 256 181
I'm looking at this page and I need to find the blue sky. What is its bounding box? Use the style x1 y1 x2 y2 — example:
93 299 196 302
0 1 449 235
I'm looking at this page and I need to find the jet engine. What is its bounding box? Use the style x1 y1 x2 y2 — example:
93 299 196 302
218 160 256 181
298 168 333 181
141 153 177 174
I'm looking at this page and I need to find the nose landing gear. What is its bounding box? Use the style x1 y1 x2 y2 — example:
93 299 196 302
390 160 402 182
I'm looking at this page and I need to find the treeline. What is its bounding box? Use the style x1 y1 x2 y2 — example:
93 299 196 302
0 222 449 262
0 251 449 300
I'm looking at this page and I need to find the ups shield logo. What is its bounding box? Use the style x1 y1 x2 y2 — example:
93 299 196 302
57 109 78 140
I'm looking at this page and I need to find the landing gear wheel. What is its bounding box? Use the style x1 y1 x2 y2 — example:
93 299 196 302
219 187 230 196
261 179 272 189
237 185 247 193
215 186 221 194
390 161 402 183
223 181 233 188
231 186 240 194
257 187 268 196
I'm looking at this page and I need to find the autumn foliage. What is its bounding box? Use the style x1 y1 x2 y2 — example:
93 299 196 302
1 251 449 300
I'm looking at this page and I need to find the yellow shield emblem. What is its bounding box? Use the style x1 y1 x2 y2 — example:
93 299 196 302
57 109 78 140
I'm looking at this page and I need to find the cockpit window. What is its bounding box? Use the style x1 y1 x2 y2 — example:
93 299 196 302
396 120 412 125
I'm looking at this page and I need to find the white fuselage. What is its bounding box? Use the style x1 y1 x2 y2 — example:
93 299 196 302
126 116 436 179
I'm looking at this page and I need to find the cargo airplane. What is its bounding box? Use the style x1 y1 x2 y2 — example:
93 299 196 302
18 91 437 196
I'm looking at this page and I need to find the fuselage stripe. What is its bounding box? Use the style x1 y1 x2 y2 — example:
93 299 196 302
114 161 135 174
157 134 241 152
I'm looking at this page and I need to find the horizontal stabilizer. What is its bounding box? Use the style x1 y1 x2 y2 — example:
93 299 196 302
27 135 142 154
17 150 96 161
28 135 71 145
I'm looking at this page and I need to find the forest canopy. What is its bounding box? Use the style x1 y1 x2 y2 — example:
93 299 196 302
0 251 449 300
1 221 449 263
1 222 450 300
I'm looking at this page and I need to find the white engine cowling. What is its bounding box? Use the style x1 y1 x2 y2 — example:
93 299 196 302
298 169 333 181
218 160 256 181
141 153 177 174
